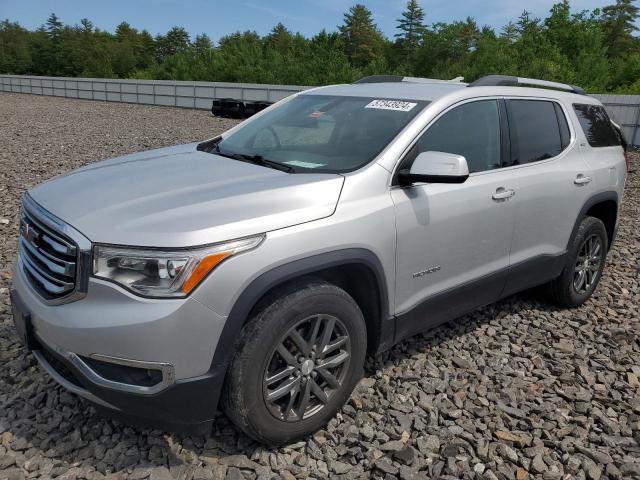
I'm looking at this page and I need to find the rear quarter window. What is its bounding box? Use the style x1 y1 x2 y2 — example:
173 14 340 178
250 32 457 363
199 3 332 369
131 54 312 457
573 104 621 148
507 99 565 164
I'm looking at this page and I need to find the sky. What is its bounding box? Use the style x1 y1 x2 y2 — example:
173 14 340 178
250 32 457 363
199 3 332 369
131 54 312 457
0 0 637 41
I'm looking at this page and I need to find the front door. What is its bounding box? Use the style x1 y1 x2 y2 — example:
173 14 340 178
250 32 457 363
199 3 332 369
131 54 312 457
391 99 516 338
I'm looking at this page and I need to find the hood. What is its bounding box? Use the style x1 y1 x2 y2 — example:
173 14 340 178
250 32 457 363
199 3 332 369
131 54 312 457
29 143 344 247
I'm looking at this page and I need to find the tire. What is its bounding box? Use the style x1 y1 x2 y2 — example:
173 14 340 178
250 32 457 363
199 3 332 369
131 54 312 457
549 216 608 307
221 279 367 444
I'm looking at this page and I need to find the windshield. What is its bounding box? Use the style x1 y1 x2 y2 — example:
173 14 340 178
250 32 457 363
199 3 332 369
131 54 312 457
215 95 428 173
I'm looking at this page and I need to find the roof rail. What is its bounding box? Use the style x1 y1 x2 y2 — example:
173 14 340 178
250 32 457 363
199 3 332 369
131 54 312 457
354 75 467 85
354 75 404 84
469 75 586 95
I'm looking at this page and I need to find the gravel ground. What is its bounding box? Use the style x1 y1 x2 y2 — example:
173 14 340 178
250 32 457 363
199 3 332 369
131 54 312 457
0 92 639 480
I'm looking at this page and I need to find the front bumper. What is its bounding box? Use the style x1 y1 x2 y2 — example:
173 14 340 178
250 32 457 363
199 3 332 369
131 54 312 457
11 265 229 432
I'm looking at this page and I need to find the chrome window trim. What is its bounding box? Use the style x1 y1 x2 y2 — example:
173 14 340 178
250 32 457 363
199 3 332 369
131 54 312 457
389 95 579 186
21 194 92 305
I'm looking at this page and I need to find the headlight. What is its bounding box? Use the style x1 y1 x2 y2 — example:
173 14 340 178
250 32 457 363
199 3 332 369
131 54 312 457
93 235 264 297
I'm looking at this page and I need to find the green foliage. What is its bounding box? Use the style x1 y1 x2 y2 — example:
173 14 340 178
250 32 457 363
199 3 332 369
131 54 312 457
395 0 427 66
0 1 638 93
338 4 386 67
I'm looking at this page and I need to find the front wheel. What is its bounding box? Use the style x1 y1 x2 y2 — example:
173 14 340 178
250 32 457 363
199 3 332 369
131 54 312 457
548 216 608 307
221 279 367 444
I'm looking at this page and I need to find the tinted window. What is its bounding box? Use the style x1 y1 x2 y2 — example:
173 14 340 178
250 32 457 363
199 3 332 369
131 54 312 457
217 95 427 173
573 104 621 148
508 100 563 164
414 100 502 173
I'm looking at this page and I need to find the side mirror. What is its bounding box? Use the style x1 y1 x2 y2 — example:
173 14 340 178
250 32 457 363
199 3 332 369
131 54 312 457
398 151 469 185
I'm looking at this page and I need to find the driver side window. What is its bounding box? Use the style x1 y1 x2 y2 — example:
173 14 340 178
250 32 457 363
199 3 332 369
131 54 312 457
412 100 502 174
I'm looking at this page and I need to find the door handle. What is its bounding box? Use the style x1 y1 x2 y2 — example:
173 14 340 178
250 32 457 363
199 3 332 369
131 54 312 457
492 188 515 201
574 174 592 185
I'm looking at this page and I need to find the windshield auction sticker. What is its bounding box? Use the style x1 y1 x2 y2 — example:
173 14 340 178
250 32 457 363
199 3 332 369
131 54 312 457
365 99 417 112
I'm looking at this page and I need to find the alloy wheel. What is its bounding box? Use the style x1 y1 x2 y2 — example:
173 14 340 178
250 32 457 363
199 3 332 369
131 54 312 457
262 314 351 422
573 234 603 294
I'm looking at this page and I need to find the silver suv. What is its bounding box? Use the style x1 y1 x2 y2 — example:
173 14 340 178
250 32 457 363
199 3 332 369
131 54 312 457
11 75 628 444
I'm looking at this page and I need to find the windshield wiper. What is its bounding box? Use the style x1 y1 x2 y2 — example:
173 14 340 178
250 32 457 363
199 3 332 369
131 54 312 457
232 153 294 173
214 146 294 173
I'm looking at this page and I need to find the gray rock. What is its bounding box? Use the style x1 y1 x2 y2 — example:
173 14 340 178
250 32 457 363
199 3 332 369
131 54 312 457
329 460 352 474
417 435 439 455
393 447 415 465
496 443 519 463
0 455 16 470
149 467 173 480
219 455 260 471
380 440 405 452
0 469 25 480
531 454 547 474
375 457 399 475
620 463 640 477
223 467 243 480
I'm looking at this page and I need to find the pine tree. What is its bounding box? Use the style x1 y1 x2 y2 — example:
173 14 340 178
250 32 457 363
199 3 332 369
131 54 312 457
600 0 639 57
338 4 385 67
395 0 426 51
156 26 190 61
266 23 294 53
79 18 93 35
45 13 63 38
193 34 213 56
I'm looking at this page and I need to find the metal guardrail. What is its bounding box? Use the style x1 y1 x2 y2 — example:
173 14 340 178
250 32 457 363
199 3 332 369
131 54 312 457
1 75 638 146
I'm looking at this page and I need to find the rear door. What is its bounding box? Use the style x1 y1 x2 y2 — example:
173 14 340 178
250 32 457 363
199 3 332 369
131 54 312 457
501 98 594 296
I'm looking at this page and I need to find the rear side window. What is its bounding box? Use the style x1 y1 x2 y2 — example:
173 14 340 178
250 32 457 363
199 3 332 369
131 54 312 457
573 104 621 148
507 100 565 164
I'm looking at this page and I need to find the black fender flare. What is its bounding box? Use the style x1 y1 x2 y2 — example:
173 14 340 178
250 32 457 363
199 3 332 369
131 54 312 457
567 191 619 251
208 248 392 371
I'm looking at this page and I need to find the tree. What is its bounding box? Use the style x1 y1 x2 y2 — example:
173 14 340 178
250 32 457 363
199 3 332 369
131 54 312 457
0 20 32 73
501 22 519 43
338 4 385 67
266 23 294 53
2 6 640 93
156 26 190 61
395 0 426 52
45 13 63 38
544 1 609 90
193 33 212 56
600 0 639 57
79 18 93 35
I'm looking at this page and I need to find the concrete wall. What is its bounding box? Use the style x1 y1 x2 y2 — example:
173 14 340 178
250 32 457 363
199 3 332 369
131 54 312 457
0 75 308 110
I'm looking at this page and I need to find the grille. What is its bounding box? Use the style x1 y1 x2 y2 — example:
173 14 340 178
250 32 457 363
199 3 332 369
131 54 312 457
19 206 78 300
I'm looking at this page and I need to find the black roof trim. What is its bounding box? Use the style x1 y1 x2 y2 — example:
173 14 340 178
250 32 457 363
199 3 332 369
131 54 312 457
469 75 586 95
354 75 406 84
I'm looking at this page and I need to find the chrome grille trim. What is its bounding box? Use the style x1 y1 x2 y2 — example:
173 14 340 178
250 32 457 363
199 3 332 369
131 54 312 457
19 194 92 305
21 249 75 294
19 236 76 277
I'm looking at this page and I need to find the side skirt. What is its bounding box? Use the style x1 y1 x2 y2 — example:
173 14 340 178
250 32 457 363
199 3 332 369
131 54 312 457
392 252 567 345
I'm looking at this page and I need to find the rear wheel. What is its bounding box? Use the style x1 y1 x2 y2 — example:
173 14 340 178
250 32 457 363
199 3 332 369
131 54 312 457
222 279 366 444
549 216 608 307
